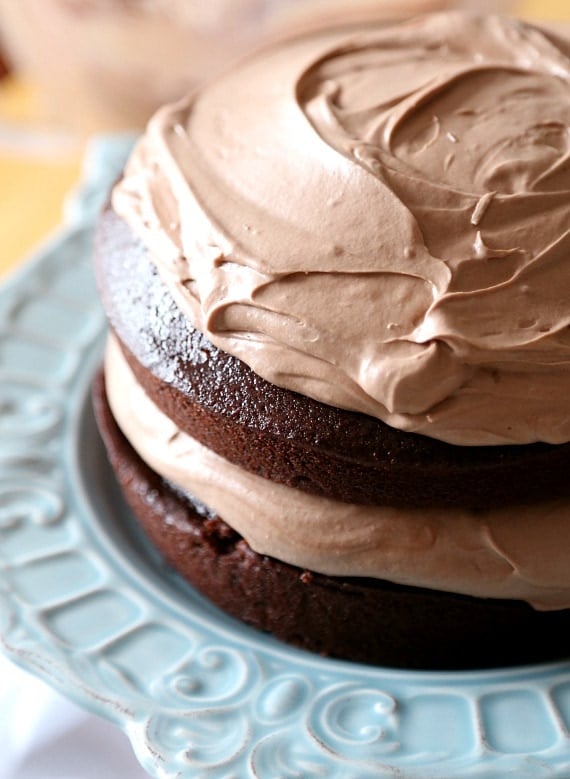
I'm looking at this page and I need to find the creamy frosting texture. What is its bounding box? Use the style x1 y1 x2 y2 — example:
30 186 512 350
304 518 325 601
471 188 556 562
113 12 570 445
105 336 570 610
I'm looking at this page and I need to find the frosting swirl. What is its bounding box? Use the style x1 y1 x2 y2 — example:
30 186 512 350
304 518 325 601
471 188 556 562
113 12 570 445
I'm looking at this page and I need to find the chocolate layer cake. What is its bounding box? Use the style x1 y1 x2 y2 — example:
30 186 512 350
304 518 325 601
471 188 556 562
94 11 570 669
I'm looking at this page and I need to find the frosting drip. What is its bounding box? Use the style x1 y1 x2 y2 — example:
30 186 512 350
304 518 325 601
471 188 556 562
113 12 570 445
105 335 570 610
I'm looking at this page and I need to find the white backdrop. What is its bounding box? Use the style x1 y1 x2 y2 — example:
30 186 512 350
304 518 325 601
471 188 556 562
0 653 148 779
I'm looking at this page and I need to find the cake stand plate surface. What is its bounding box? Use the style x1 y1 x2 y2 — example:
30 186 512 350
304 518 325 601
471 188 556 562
0 136 569 779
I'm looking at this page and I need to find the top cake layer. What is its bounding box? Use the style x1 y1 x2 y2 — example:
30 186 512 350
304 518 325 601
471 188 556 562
113 12 570 445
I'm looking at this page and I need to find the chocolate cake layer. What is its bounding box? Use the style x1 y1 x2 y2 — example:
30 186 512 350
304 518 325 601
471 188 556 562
96 205 570 510
93 369 570 670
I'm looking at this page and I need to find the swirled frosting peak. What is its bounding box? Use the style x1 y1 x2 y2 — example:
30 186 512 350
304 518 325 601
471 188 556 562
113 12 570 445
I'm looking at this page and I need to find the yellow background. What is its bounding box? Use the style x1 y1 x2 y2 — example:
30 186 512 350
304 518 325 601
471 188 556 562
0 0 568 278
0 79 82 277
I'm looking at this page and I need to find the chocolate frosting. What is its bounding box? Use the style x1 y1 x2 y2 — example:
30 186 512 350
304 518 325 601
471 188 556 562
113 12 570 445
105 335 570 610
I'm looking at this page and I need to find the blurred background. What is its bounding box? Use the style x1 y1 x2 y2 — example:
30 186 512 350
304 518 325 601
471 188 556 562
1 0 567 277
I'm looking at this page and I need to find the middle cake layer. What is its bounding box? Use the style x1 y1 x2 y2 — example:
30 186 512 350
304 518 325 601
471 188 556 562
96 204 570 510
105 333 570 610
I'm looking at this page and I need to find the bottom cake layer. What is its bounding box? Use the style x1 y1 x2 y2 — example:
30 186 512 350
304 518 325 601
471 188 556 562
93 370 570 670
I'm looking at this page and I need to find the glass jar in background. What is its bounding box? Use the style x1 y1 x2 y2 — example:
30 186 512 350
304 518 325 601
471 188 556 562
0 0 457 135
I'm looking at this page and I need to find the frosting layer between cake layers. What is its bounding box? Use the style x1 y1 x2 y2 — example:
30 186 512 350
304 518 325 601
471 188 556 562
105 335 570 611
113 12 570 446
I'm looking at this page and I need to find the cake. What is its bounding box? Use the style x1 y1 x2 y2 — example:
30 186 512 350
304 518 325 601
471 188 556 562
93 11 570 670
